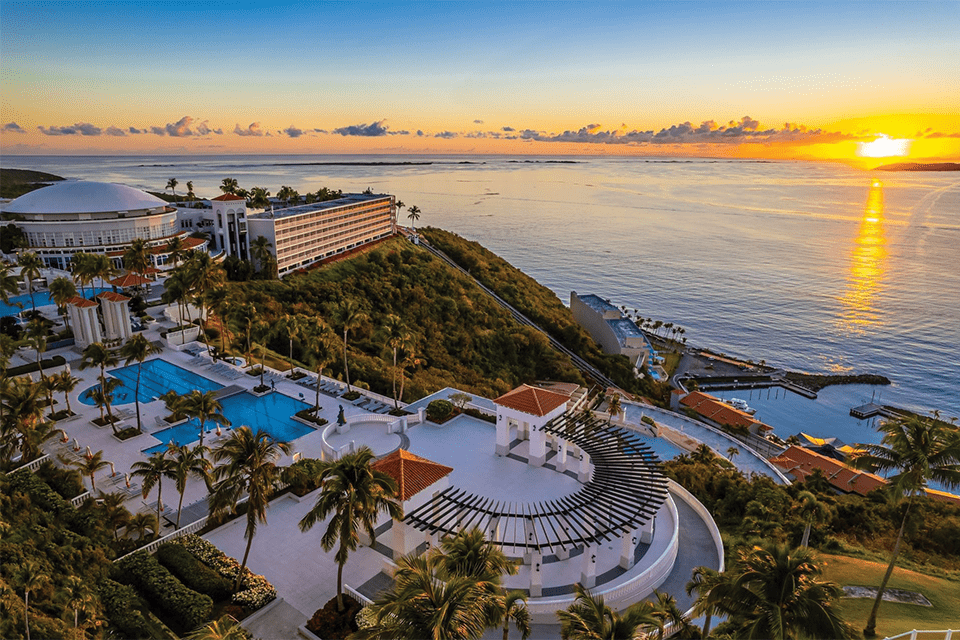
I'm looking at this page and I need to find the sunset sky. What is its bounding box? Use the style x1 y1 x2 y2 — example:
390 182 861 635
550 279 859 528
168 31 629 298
2 1 958 162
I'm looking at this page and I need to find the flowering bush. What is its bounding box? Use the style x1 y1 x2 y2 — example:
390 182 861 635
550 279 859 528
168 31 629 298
176 535 277 610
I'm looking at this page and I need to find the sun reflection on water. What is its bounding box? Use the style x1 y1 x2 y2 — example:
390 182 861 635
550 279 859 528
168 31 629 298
838 180 887 334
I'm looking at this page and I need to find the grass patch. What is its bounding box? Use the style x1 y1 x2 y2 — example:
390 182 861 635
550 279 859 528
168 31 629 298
821 553 960 637
660 350 682 376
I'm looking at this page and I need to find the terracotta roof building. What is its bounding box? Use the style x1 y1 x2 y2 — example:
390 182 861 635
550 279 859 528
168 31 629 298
680 391 773 435
494 384 570 417
371 449 453 502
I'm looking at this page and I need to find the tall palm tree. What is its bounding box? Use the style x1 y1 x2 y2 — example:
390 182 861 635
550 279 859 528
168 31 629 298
406 205 421 232
186 180 195 201
378 314 410 409
127 511 159 542
395 344 422 410
306 324 338 415
160 389 187 422
252 320 271 389
229 302 257 357
710 543 855 640
210 427 291 590
0 263 19 304
356 552 501 640
48 276 77 332
166 236 186 269
332 299 368 393
205 285 232 356
606 394 622 423
851 412 960 637
220 178 239 195
120 334 162 433
280 313 307 373
68 448 110 493
501 590 532 640
796 490 830 548
16 561 50 640
16 251 43 317
24 320 51 406
250 235 274 279
685 565 723 638
64 575 95 630
122 237 152 287
162 267 194 335
186 614 249 640
89 253 117 289
70 252 94 298
167 178 179 202
556 583 661 640
3 377 47 462
49 370 79 416
727 446 740 462
249 187 271 210
89 377 121 432
131 451 176 529
181 389 230 455
298 445 402 611
168 443 211 528
186 251 225 355
100 491 132 541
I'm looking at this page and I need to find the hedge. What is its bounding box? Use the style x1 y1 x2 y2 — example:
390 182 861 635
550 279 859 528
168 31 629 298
426 399 454 423
6 355 66 377
99 578 153 639
176 534 277 610
114 550 213 629
156 543 233 600
9 469 74 517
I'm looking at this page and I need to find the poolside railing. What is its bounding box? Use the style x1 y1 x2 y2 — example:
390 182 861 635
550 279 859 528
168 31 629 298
884 632 956 640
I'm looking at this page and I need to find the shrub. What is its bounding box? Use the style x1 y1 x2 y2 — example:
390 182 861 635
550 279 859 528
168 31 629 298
156 543 233 600
99 578 153 639
282 458 326 495
114 550 213 629
35 461 85 499
9 469 74 517
641 415 656 427
426 399 454 423
115 426 141 441
176 535 277 611
463 407 496 424
294 408 329 427
306 594 362 640
341 390 361 401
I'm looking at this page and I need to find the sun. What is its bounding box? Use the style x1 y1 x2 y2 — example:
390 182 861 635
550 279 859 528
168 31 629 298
858 134 911 158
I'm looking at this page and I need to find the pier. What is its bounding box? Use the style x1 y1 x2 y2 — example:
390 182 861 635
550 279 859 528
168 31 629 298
850 402 897 419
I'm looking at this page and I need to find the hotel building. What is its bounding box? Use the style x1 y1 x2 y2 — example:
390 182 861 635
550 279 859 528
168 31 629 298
246 193 396 277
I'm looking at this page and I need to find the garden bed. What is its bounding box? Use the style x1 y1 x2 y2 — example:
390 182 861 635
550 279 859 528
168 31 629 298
48 409 76 422
114 426 144 442
286 371 307 380
250 385 271 396
92 415 122 428
341 390 361 401
294 409 329 427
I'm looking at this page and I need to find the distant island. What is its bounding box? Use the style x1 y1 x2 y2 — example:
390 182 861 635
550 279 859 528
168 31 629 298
0 167 64 199
874 162 960 171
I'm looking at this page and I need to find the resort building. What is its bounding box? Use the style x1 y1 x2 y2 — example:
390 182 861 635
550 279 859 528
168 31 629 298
246 193 396 277
1 180 201 270
570 292 664 378
174 194 248 260
678 391 774 436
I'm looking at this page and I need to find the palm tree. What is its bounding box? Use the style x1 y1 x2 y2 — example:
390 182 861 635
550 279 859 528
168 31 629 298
395 343 422 409
181 389 231 455
210 427 291 590
64 575 95 630
356 552 501 640
162 267 194 336
100 491 132 541
167 178 179 202
556 583 661 640
160 389 187 422
166 236 186 269
49 370 79 416
378 314 410 409
3 377 47 462
168 443 211 528
0 263 19 304
851 412 960 637
185 252 225 355
24 320 51 406
229 302 257 357
727 446 740 462
186 614 249 640
406 205 421 232
252 320 271 389
249 187 271 210
279 313 307 373
298 445 402 611
306 325 338 415
394 199 405 225
16 251 43 317
79 341 119 391
205 285 233 356
651 590 696 639
685 565 723 638
332 299 368 393
710 543 855 640
89 253 117 289
89 378 121 432
120 334 162 432
186 180 195 201
16 561 49 640
250 235 275 279
131 451 176 529
606 394 622 423
68 448 110 493
122 237 153 290
502 590 532 640
127 511 159 542
220 177 240 195
70 252 93 298
48 276 77 332
796 490 831 548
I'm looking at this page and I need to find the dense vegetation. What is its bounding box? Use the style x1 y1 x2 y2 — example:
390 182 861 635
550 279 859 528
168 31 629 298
226 236 588 400
664 452 960 570
0 168 64 199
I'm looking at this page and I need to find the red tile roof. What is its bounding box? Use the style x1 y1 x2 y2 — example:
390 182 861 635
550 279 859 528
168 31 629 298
211 194 246 201
679 391 773 432
371 449 453 502
66 296 98 308
494 384 570 417
97 291 130 303
109 273 152 288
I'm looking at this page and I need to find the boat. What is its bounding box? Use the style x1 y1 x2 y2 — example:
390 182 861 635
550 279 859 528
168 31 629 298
729 398 757 415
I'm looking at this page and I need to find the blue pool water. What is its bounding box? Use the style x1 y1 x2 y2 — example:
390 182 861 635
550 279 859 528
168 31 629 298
79 359 223 406
145 391 313 454
1 287 113 317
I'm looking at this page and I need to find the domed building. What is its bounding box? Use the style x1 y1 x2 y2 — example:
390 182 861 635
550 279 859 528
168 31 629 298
3 180 203 270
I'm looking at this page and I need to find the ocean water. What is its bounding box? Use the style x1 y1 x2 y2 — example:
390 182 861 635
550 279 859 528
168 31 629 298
5 155 959 443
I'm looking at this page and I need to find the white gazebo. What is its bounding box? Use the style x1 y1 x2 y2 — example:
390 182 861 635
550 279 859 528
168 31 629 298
493 384 571 467
66 296 102 349
97 291 133 342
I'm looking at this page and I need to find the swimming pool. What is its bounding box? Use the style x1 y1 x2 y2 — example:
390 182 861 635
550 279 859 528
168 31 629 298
1 287 113 317
79 359 223 406
145 391 313 454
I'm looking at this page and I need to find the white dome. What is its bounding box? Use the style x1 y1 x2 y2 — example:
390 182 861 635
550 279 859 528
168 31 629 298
6 180 167 215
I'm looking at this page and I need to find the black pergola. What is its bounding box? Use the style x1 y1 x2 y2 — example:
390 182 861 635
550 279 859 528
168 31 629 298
404 411 669 554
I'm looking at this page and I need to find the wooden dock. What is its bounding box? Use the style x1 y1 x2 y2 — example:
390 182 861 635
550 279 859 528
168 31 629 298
850 402 895 419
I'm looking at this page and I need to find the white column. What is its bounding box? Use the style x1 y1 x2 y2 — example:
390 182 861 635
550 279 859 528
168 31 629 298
523 519 536 564
496 414 510 456
557 441 569 472
580 544 598 588
640 517 655 544
620 528 640 570
578 450 591 482
529 551 543 598
528 421 546 467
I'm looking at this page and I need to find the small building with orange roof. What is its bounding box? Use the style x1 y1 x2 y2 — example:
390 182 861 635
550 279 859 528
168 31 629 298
493 384 571 466
679 391 773 435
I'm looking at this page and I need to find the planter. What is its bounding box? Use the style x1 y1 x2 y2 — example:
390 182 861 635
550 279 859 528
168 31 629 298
163 325 200 347
113 426 146 442
250 386 272 397
91 416 123 429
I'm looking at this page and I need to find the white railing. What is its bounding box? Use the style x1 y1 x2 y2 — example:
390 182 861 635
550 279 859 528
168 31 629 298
345 584 373 606
114 515 210 562
667 480 724 572
885 632 956 640
70 491 91 507
18 453 51 472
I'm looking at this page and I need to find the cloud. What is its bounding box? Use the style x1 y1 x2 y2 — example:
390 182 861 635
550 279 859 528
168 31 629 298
333 121 389 136
923 131 960 139
196 120 221 136
474 119 484 124
129 127 146 134
284 125 304 138
313 128 329 134
234 122 264 136
38 122 102 136
387 129 410 136
105 126 127 136
434 131 458 139
2 122 26 133
502 126 515 132
416 130 424 137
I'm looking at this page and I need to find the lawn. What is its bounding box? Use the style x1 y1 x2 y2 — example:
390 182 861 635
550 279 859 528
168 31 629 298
821 553 960 638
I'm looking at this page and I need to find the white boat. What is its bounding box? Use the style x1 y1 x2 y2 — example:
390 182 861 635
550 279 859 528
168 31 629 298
729 398 757 415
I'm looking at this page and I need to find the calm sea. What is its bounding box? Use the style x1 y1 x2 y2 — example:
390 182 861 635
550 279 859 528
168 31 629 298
5 154 959 446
